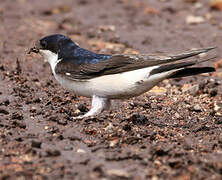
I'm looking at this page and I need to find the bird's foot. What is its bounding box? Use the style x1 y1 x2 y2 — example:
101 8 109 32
71 114 95 120
72 95 111 120
71 115 85 120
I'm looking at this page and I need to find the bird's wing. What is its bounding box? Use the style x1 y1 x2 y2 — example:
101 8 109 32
54 47 215 80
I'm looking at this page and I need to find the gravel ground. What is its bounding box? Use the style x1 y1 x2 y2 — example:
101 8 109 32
1 0 222 179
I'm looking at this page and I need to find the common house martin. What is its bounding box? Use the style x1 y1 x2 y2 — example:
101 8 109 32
29 34 216 119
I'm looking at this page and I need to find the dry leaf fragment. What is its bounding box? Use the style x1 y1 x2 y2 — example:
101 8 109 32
144 6 160 15
214 58 222 69
109 138 119 147
43 6 71 15
210 0 222 11
149 86 167 95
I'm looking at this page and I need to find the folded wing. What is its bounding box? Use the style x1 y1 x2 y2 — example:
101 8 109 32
55 47 216 80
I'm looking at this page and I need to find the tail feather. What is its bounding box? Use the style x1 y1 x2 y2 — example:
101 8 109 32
150 56 216 77
169 67 215 79
150 61 195 76
168 47 216 62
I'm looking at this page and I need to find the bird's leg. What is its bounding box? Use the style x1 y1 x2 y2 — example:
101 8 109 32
84 95 110 117
73 95 111 119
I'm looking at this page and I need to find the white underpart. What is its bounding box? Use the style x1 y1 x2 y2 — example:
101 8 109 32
39 50 61 75
40 49 180 118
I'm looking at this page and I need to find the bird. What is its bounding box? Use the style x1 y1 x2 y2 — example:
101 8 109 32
29 34 216 119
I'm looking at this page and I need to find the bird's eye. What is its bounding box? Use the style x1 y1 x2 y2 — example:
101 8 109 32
41 40 47 48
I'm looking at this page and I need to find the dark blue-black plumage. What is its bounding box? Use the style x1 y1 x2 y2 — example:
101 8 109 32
40 34 111 65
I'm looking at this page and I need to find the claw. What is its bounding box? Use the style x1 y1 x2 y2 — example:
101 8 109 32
71 115 85 120
71 115 95 120
71 96 111 120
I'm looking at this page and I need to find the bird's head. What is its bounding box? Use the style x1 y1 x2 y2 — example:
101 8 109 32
29 34 78 63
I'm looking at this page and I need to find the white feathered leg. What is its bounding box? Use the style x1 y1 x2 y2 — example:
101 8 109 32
73 95 111 119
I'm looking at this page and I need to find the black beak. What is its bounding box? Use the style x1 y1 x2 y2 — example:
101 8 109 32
28 41 41 54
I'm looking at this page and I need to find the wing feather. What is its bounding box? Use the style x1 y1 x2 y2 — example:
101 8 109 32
55 47 215 80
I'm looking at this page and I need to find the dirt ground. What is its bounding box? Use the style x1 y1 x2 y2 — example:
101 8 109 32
1 0 222 179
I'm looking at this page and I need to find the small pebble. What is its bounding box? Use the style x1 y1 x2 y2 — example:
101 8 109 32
104 123 114 133
214 102 221 111
46 149 61 157
188 84 199 96
64 146 73 151
109 138 119 147
78 104 88 112
193 104 202 112
130 114 148 125
194 2 203 9
106 169 131 178
11 112 23 120
30 106 37 113
122 124 131 131
77 148 86 153
31 140 42 148
186 15 205 24
175 112 180 119
0 108 9 115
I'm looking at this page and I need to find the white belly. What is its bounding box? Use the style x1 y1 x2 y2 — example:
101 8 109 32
53 66 171 99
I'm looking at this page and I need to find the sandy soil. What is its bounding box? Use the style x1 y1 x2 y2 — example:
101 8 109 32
0 0 222 179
